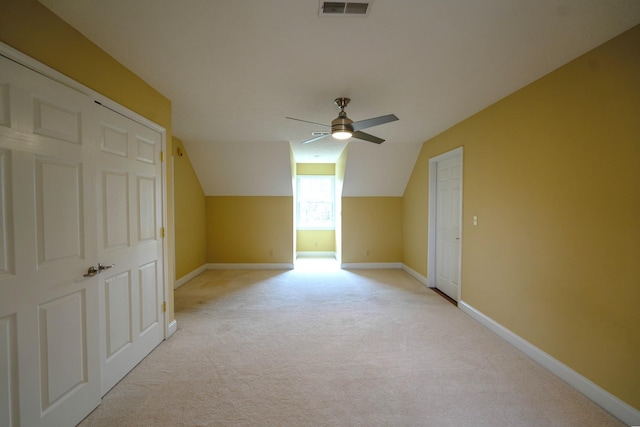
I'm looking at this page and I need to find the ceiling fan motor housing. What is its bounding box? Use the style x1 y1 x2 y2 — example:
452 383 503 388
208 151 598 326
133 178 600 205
331 112 353 133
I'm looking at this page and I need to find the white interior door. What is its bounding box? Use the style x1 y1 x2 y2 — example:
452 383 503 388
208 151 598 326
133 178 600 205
0 51 167 425
434 152 462 301
0 55 101 427
96 106 165 395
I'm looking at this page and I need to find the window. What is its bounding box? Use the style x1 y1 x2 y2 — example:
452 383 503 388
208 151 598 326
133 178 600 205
297 175 335 229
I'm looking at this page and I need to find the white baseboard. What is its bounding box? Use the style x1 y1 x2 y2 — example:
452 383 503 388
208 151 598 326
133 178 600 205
341 262 402 269
206 263 294 270
401 264 429 287
459 301 640 426
167 319 177 338
174 265 208 289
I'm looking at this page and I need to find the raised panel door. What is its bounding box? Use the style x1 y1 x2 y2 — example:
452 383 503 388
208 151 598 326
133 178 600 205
0 54 101 427
434 154 462 301
96 106 164 395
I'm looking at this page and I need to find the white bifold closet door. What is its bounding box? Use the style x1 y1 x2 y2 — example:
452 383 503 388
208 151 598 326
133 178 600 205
0 53 165 427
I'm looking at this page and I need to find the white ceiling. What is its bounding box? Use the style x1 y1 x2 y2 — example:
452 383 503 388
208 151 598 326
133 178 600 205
40 0 640 196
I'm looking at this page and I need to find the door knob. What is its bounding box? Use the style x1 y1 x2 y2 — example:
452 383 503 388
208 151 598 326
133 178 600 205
84 263 115 277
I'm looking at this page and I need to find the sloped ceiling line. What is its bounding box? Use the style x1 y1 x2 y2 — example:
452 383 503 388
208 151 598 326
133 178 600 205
39 0 640 196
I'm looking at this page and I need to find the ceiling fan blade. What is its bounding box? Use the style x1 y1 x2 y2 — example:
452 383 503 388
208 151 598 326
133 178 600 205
286 117 330 128
352 131 385 144
301 133 331 144
351 114 398 132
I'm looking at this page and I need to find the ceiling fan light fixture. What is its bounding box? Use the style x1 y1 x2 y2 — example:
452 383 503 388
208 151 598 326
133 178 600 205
332 130 352 140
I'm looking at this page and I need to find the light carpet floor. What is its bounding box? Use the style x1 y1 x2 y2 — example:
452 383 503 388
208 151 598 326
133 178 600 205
79 265 624 426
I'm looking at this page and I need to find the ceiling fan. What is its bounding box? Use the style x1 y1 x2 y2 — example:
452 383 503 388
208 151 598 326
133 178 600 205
286 98 398 144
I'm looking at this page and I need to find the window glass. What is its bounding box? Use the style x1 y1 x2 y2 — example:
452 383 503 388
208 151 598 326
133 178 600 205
297 176 334 229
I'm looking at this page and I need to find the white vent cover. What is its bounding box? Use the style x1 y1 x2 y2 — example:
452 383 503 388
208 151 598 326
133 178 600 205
319 1 372 16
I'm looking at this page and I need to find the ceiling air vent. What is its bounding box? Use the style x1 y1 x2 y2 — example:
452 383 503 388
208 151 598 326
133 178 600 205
319 1 372 16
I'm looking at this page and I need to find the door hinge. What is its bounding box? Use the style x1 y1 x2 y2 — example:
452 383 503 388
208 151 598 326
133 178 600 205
162 301 167 313
160 151 164 162
160 227 165 238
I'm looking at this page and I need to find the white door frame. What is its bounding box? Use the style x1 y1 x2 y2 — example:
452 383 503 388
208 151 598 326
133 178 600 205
427 147 463 297
0 43 172 339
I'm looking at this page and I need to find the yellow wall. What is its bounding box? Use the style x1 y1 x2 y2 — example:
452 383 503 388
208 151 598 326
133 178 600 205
296 230 336 252
402 150 430 275
0 0 176 318
296 163 335 175
403 25 640 410
206 196 294 263
173 137 207 281
342 197 402 263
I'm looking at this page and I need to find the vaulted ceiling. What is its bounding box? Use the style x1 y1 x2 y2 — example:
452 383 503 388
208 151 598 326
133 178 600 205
40 0 640 196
